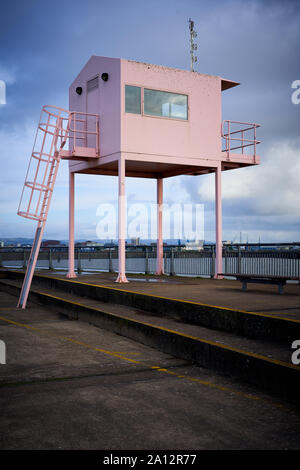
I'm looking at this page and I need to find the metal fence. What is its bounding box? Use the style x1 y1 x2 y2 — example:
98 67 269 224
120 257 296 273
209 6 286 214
1 244 300 278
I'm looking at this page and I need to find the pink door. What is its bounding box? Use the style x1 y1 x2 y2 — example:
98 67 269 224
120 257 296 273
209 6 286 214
86 76 99 148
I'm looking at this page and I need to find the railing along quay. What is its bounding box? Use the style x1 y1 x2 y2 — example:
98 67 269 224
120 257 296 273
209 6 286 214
1 243 299 279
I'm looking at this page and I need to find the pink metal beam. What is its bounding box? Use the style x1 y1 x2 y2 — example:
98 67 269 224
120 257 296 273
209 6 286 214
214 164 223 279
17 223 45 309
116 156 128 283
66 171 76 278
156 177 164 275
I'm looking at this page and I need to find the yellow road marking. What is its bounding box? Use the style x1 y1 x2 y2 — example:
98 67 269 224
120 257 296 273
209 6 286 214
0 314 286 409
110 351 141 356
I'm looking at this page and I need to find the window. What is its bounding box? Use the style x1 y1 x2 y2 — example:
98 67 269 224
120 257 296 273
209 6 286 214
144 89 188 120
125 85 188 120
125 85 141 114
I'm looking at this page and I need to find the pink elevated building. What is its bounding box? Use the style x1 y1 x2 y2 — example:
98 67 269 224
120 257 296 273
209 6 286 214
17 55 260 307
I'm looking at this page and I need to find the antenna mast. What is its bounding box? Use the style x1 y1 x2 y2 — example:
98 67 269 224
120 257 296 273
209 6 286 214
189 18 198 72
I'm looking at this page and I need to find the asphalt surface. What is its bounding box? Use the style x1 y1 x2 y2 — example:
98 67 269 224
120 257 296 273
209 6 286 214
0 290 300 450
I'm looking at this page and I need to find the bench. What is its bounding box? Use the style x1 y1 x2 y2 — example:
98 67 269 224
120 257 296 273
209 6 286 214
221 274 300 294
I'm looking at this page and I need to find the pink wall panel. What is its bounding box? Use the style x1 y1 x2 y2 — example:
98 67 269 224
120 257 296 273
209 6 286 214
121 60 222 161
69 56 121 161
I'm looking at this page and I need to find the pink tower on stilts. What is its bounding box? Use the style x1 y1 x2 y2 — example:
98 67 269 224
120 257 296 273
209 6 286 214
17 56 260 308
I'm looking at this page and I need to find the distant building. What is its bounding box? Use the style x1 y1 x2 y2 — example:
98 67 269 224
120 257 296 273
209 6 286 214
184 240 204 251
75 240 104 251
41 240 61 247
130 237 140 246
86 241 103 247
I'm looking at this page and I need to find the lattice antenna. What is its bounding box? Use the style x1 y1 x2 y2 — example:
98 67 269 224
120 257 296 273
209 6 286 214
189 18 198 72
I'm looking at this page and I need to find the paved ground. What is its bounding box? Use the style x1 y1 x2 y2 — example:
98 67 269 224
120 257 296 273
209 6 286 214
0 290 300 450
47 271 300 319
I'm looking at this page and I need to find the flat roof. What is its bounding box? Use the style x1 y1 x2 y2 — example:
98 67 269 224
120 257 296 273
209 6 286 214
126 58 240 90
74 56 240 92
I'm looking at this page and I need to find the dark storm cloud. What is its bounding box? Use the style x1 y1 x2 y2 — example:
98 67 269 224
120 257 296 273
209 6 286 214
0 0 299 240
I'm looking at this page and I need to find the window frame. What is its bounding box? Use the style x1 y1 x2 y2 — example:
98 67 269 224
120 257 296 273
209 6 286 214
125 84 189 122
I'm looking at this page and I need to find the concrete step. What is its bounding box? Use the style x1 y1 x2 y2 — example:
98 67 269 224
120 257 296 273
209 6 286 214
3 269 300 344
1 276 300 405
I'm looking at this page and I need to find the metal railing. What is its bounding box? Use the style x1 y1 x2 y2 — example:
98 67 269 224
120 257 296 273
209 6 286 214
68 111 99 154
222 120 260 160
17 105 100 223
17 105 69 223
1 244 299 279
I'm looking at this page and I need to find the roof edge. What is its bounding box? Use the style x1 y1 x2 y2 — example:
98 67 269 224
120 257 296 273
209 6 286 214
221 78 240 91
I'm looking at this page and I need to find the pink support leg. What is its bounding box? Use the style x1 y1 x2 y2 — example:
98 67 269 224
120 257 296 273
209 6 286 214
156 177 164 275
214 164 224 279
116 156 128 283
67 171 76 278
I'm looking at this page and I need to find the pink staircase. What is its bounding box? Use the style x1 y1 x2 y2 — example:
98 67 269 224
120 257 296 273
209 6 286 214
17 105 99 309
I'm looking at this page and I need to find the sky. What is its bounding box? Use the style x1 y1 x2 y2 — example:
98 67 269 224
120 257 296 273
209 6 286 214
0 0 299 243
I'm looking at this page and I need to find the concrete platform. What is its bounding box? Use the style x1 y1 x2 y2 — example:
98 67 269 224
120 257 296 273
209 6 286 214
1 269 300 405
1 290 300 450
48 271 300 319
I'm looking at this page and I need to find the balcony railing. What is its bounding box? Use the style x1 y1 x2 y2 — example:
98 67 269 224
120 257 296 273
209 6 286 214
68 111 100 154
222 120 260 160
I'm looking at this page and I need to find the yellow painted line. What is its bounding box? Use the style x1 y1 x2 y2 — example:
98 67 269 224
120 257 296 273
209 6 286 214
35 271 300 325
110 351 141 356
0 315 141 365
33 289 300 371
0 314 286 409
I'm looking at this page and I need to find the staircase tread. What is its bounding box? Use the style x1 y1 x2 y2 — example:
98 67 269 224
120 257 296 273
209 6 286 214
0 278 295 367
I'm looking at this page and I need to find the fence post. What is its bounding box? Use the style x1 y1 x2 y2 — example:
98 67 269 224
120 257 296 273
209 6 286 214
145 247 149 275
0 253 2 268
77 249 82 274
23 250 27 269
170 248 175 276
108 249 113 273
238 246 241 274
49 249 53 270
211 246 215 278
224 246 228 274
